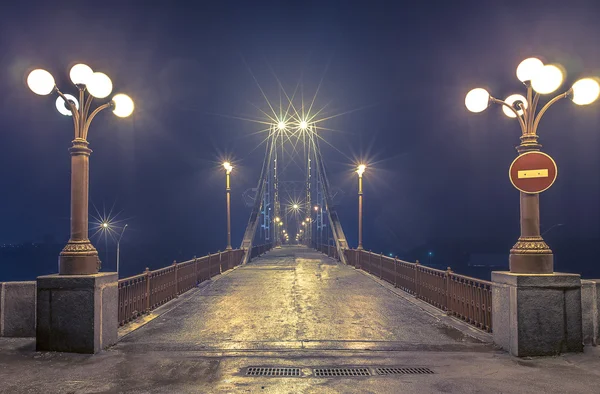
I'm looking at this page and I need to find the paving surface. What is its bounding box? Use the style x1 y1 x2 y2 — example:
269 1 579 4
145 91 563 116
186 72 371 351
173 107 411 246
1 246 600 393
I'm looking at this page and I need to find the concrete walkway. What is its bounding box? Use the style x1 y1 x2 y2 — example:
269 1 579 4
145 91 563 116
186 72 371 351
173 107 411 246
1 246 600 393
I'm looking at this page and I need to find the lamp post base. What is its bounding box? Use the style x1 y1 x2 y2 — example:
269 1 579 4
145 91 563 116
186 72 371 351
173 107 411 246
59 241 100 275
36 272 118 354
509 236 553 274
491 271 582 357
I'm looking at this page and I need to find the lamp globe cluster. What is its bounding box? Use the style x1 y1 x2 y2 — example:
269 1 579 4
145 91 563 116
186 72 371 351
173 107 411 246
465 57 600 116
27 63 134 118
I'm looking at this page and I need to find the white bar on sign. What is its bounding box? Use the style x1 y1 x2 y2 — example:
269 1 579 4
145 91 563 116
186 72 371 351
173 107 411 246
517 169 548 179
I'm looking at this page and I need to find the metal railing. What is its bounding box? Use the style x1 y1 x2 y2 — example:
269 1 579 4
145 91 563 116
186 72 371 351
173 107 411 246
118 245 271 326
330 248 492 332
316 243 340 261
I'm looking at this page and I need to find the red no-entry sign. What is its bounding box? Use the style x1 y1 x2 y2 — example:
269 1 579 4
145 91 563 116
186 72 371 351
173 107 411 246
509 151 558 194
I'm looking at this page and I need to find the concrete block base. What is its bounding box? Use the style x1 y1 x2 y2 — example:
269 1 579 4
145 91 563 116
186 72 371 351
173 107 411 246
492 271 583 357
581 279 599 346
0 281 36 337
36 272 118 354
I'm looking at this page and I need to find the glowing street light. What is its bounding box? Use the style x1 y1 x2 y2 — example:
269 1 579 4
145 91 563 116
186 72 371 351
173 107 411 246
293 204 299 210
465 57 599 274
27 64 134 275
299 120 308 130
314 206 319 211
275 217 280 223
223 162 233 250
356 164 367 250
277 121 286 130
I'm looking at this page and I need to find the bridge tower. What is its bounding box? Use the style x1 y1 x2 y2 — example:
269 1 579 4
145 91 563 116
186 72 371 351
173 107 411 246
240 120 349 264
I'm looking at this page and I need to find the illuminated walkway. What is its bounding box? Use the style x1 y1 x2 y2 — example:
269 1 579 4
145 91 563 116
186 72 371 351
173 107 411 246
2 246 600 393
119 246 487 352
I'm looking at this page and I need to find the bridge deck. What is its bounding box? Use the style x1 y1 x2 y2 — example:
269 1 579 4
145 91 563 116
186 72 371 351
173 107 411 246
120 246 485 352
1 246 600 393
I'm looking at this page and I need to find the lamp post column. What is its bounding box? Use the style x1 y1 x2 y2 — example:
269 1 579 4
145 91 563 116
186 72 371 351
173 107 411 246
509 138 553 273
357 173 364 250
226 170 232 250
59 138 99 275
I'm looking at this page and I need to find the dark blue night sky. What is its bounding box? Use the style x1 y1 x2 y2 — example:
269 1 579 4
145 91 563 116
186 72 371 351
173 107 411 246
1 1 600 280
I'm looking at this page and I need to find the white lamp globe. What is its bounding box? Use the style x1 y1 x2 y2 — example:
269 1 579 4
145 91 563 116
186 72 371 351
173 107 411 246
299 120 308 130
112 94 134 117
27 69 55 95
55 94 79 116
465 88 490 113
571 78 600 105
516 58 544 82
69 64 93 85
502 94 527 118
277 121 286 130
531 65 563 94
87 72 113 98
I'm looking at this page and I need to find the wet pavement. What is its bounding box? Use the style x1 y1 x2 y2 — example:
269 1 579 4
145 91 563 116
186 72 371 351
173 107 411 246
1 246 600 393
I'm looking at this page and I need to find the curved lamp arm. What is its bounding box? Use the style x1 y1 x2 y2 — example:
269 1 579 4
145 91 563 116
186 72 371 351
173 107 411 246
118 224 128 244
83 102 112 140
490 97 527 134
83 92 94 121
532 90 570 135
528 93 541 132
55 87 81 138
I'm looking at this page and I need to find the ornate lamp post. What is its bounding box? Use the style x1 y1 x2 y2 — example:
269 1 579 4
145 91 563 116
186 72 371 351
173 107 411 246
223 162 233 250
27 64 134 275
465 58 599 274
356 164 366 250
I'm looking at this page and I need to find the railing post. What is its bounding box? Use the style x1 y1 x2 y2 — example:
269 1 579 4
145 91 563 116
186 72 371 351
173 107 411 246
394 256 398 287
219 251 222 274
445 266 452 313
379 253 383 279
193 256 197 285
414 260 420 297
173 260 178 297
145 267 151 312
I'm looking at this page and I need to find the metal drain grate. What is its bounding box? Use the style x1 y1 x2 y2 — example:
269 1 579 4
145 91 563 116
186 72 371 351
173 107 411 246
313 368 371 377
375 367 435 375
246 367 301 377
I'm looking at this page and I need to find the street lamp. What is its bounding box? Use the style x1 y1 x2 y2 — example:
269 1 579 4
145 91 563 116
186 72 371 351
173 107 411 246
465 57 599 273
223 162 233 250
116 224 128 276
356 164 366 250
27 64 134 275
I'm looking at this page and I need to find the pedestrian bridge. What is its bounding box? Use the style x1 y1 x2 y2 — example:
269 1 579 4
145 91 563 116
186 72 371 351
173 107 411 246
2 246 599 393
119 246 486 353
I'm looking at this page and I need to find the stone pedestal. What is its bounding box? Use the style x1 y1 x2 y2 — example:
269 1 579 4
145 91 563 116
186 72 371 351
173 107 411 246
36 273 118 354
492 271 582 357
0 281 36 337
